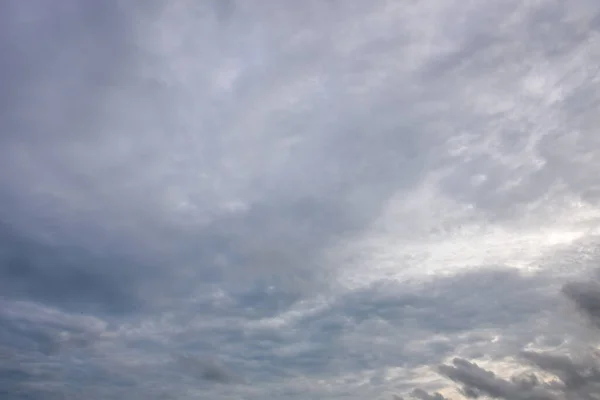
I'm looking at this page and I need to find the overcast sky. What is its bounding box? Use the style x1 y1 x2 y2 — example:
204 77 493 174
2 0 600 399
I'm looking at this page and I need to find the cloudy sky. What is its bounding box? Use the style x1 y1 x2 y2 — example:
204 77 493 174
2 0 600 399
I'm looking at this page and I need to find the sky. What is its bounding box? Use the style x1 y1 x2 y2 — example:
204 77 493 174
2 0 600 399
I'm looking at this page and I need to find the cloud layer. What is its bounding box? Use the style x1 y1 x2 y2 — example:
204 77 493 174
2 0 600 399
408 276 600 400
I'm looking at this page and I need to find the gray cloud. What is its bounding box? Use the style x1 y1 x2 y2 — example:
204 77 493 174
213 0 235 24
431 350 600 400
0 221 141 315
175 354 240 384
438 357 558 400
0 0 137 142
408 271 600 400
3 0 600 399
522 351 600 395
562 280 600 329
411 388 451 400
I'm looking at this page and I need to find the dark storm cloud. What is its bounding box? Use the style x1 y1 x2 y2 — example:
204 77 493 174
175 354 240 384
562 280 600 329
411 388 451 400
522 351 600 393
408 271 600 400
437 357 558 400
432 350 600 400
